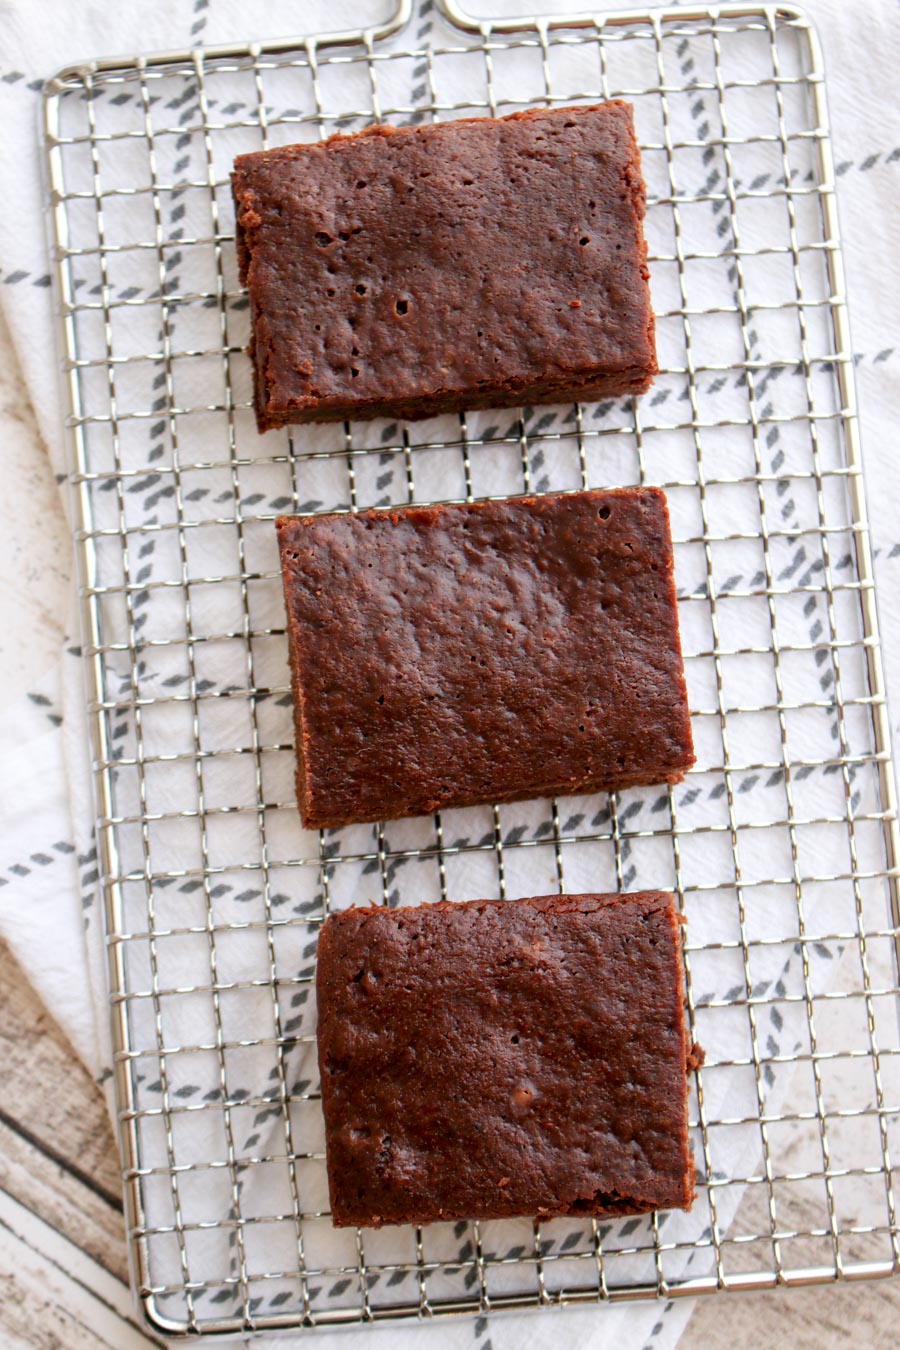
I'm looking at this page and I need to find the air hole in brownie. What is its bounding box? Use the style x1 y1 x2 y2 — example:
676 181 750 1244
314 324 321 332
510 1034 520 1044
580 236 590 246
339 230 350 241
395 299 408 315
314 231 331 247
352 968 365 982
326 288 335 297
598 505 611 519
356 179 367 189
351 346 359 356
355 283 367 295
350 366 360 378
377 694 384 704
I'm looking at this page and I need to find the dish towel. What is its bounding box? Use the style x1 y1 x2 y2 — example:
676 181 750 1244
1 1 899 1347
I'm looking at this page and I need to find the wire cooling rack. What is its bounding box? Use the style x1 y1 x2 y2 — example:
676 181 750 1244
42 0 900 1338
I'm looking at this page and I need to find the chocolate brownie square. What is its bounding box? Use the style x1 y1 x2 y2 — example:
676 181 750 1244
276 486 693 829
316 891 701 1228
232 102 656 428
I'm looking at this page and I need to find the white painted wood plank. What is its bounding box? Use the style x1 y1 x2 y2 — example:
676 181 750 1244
0 1189 154 1349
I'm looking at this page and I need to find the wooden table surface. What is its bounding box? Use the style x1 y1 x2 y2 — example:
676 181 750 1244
1 311 898 1349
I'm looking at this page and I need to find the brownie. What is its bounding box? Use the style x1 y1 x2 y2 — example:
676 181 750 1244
316 891 701 1228
232 102 656 429
276 487 693 830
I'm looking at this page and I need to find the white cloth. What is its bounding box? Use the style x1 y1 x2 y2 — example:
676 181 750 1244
1 0 899 1346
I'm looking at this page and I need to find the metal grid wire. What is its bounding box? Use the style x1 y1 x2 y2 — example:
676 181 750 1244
42 0 900 1337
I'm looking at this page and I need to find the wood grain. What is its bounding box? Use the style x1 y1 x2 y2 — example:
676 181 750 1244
0 1187 151 1349
0 937 155 1346
0 940 126 1278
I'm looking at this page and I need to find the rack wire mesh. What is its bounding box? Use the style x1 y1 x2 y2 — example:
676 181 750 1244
42 0 900 1337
